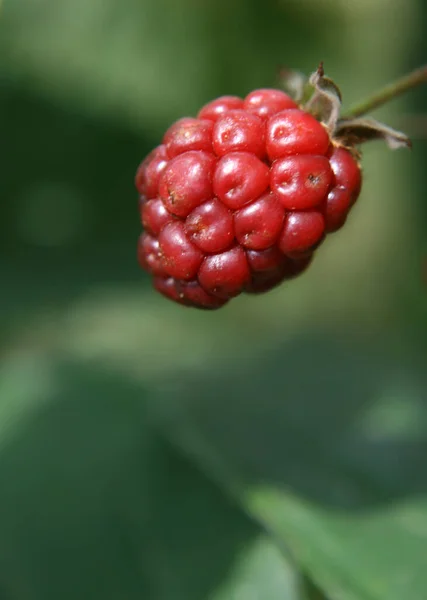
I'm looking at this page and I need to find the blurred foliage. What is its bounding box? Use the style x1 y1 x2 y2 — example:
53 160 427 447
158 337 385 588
0 359 298 600
1 0 427 599
154 333 427 600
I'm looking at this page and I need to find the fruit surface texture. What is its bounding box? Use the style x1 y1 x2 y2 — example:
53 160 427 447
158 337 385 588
136 62 413 309
136 87 361 308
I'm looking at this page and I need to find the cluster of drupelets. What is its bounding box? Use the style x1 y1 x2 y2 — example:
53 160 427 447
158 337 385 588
136 88 362 309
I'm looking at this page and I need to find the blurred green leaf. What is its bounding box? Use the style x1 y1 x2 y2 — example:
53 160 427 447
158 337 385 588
0 359 298 600
153 332 427 600
302 576 333 600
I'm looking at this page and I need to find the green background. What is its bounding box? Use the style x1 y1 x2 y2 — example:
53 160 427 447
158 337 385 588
1 0 427 598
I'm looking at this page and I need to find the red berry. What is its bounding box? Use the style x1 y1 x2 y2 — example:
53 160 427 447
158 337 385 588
154 276 188 305
234 191 285 250
163 118 214 158
137 233 167 276
185 198 234 253
323 186 352 232
282 254 314 279
159 151 216 217
198 96 244 121
141 198 175 235
135 145 168 199
279 211 325 257
212 110 265 158
198 245 250 298
271 155 333 210
138 194 146 216
213 152 269 209
158 221 204 280
135 80 371 309
245 268 287 294
244 89 298 120
246 246 284 272
176 280 229 310
266 109 330 160
328 145 362 205
321 146 362 232
245 254 313 293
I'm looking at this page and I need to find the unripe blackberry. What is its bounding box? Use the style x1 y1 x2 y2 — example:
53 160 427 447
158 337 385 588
135 65 414 308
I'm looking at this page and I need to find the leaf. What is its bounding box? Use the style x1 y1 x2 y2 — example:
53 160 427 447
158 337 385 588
153 332 427 600
211 535 299 600
0 359 298 600
303 574 335 600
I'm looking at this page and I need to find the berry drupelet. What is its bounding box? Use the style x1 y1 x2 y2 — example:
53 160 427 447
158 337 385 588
136 63 414 309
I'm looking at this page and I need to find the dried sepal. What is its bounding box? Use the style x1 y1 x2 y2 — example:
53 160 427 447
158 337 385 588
304 62 342 131
334 117 412 150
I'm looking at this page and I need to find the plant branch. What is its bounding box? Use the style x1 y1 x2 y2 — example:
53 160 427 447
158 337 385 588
342 65 427 118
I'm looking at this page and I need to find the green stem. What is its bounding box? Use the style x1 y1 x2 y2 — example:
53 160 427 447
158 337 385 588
342 65 427 118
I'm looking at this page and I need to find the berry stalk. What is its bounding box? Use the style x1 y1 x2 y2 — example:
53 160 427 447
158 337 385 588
342 65 427 119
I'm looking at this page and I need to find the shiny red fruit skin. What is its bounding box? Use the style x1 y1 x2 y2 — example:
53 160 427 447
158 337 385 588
198 96 244 121
177 280 229 309
185 198 234 253
266 109 330 160
212 110 266 158
323 146 362 232
141 198 175 236
135 145 168 199
159 151 216 217
246 246 284 272
136 87 363 309
153 276 188 305
329 146 362 205
137 233 167 277
324 187 352 232
163 118 214 158
234 191 285 250
243 88 298 120
198 245 251 298
279 211 326 258
158 221 204 280
245 254 313 293
271 155 333 210
213 152 270 209
245 268 288 294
